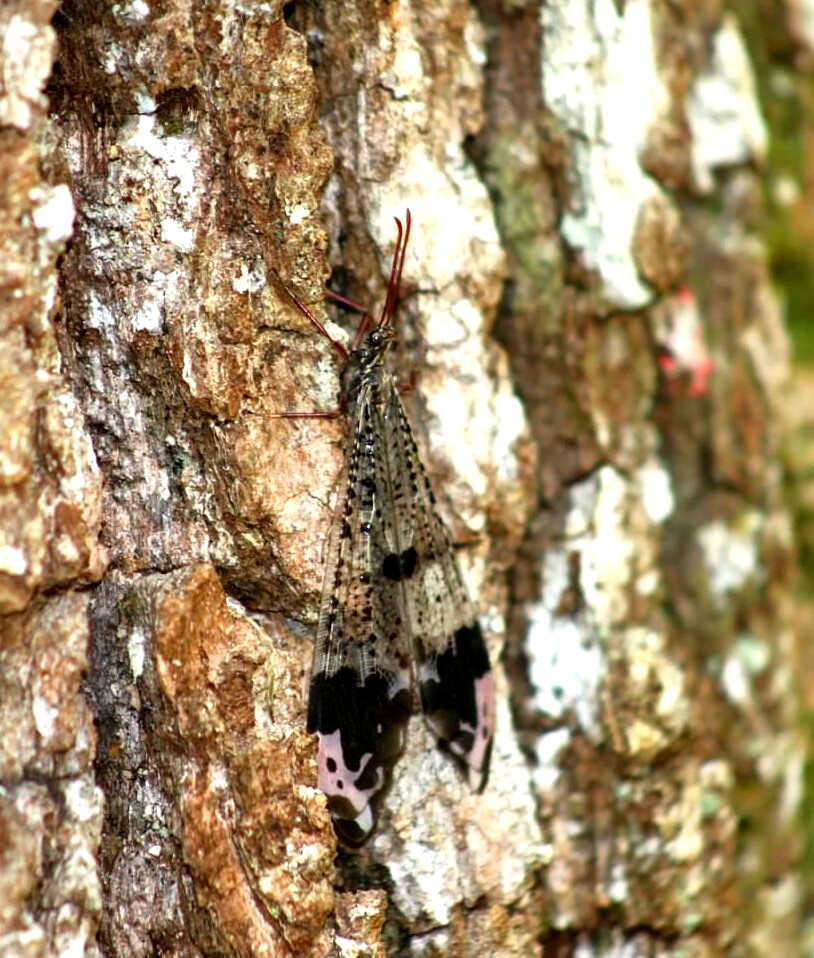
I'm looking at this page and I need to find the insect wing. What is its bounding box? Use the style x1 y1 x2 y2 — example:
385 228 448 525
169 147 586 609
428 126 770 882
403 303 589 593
304 209 493 845
307 388 412 846
386 394 495 792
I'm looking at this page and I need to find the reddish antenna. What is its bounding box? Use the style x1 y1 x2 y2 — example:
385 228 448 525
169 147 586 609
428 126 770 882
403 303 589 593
279 211 412 356
348 210 411 348
380 209 411 330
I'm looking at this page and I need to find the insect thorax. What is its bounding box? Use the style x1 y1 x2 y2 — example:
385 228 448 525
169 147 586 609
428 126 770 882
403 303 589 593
340 327 398 410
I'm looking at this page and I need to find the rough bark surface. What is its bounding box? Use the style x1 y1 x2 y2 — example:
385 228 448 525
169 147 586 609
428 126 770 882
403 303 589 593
0 0 806 957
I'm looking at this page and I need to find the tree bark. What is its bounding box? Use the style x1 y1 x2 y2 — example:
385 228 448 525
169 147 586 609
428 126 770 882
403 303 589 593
0 0 805 956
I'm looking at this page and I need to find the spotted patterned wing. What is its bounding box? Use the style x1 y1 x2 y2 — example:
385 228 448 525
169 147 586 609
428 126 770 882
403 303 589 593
385 392 495 792
306 386 413 847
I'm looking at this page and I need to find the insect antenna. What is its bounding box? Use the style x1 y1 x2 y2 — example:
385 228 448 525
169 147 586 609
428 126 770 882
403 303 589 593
275 278 349 363
378 209 412 333
273 209 413 362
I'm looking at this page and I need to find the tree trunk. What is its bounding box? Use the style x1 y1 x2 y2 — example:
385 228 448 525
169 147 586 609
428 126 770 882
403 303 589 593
0 0 805 956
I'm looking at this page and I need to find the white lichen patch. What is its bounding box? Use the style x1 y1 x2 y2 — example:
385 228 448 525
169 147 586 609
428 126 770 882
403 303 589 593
421 302 488 503
86 291 116 330
131 284 164 333
63 777 105 829
541 0 669 309
102 40 124 75
134 268 183 333
584 467 637 626
687 14 768 193
233 261 267 295
380 20 425 102
489 348 530 489
533 727 572 796
526 473 608 739
30 184 76 246
605 859 630 907
160 218 195 252
526 544 604 738
697 511 763 605
286 202 312 226
112 0 151 22
526 462 678 752
0 544 28 576
720 633 771 715
0 14 56 130
128 108 201 199
639 456 674 525
128 625 147 680
32 696 60 742
383 830 459 926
